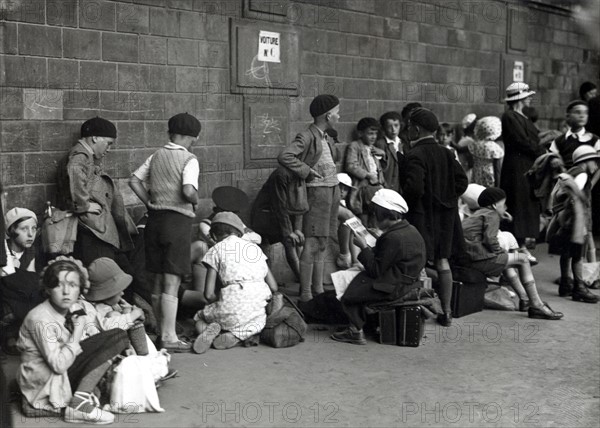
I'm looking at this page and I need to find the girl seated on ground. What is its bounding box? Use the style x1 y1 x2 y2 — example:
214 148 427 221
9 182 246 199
461 188 563 320
85 257 150 355
192 212 280 354
1 208 45 354
17 257 130 424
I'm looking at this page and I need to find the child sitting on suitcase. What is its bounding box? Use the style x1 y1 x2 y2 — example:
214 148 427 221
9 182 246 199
462 187 563 319
192 212 281 354
331 189 426 345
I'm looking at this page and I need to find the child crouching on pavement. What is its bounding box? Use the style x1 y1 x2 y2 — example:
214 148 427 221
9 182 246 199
332 189 426 345
462 187 563 319
192 212 281 354
85 257 150 355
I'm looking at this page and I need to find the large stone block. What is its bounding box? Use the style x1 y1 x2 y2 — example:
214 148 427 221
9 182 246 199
23 88 63 120
176 66 208 92
0 55 48 88
149 7 179 37
48 59 79 89
41 121 79 151
18 24 62 57
102 33 139 63
198 40 228 68
81 62 117 90
2 0 45 24
25 153 64 184
1 120 41 152
115 121 146 148
129 93 165 120
165 93 196 118
0 154 24 186
63 28 101 60
63 89 100 120
79 0 116 31
0 87 24 119
47 0 78 27
0 23 18 54
168 39 199 65
99 90 133 120
180 10 206 39
116 3 150 33
5 185 48 214
140 36 167 64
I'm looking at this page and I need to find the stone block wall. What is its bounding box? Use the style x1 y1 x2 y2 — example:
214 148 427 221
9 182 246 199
1 0 598 220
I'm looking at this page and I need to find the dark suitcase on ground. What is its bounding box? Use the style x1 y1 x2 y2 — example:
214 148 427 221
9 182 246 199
396 305 424 347
374 305 424 347
451 280 486 318
378 309 397 345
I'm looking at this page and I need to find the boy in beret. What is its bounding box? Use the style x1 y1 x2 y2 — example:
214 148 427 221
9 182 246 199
57 117 136 266
375 111 404 193
129 112 201 352
344 117 386 223
278 94 341 302
400 108 468 327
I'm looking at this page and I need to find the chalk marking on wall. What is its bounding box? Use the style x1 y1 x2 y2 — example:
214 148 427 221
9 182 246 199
245 55 272 87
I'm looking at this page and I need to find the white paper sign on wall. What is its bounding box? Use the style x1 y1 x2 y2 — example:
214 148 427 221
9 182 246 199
513 61 524 83
258 30 281 63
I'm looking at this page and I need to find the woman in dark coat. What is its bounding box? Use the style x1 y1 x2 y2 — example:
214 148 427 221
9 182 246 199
500 83 545 247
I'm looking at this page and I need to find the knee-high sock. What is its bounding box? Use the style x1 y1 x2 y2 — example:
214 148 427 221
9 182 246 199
504 267 527 301
299 261 313 302
437 269 453 313
523 281 543 308
160 293 179 342
312 261 325 295
560 254 572 280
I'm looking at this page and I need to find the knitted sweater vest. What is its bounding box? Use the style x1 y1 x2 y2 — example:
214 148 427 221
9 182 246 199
148 148 196 217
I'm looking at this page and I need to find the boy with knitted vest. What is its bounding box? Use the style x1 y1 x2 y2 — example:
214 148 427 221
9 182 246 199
129 113 201 352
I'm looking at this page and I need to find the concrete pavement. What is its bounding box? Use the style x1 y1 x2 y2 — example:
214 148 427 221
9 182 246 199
3 243 599 428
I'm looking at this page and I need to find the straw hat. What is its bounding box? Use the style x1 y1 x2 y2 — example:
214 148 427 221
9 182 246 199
504 82 536 102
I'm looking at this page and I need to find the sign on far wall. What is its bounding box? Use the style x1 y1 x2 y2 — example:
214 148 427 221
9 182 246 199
258 31 281 63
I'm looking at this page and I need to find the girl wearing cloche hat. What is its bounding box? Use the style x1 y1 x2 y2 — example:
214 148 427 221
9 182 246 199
500 82 545 251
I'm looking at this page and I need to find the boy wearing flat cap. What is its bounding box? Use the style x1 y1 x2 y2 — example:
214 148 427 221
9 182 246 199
278 94 341 302
129 112 201 352
57 117 136 266
400 108 468 327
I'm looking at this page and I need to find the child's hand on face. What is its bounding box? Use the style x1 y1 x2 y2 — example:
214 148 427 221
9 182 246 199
106 310 121 318
130 307 145 322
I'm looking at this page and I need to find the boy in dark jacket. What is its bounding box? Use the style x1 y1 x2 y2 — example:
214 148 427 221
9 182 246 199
332 189 426 345
375 111 403 193
400 108 468 326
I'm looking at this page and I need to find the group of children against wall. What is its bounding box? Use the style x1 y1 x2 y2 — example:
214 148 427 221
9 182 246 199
1 81 599 424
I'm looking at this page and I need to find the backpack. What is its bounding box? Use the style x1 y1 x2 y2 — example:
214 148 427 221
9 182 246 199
260 293 307 348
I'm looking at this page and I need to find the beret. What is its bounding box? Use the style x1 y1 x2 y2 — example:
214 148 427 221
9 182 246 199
309 94 339 118
408 108 439 133
168 113 201 137
477 187 506 208
81 117 117 139
579 81 597 100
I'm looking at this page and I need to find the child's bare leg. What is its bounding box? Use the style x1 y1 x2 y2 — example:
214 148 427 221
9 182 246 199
160 273 182 343
191 241 209 292
312 237 328 295
150 273 162 335
195 318 211 335
587 232 597 263
299 237 319 302
282 237 301 280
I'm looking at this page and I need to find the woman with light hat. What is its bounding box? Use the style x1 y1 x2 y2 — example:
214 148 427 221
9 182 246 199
500 82 545 249
331 189 426 345
0 207 45 354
